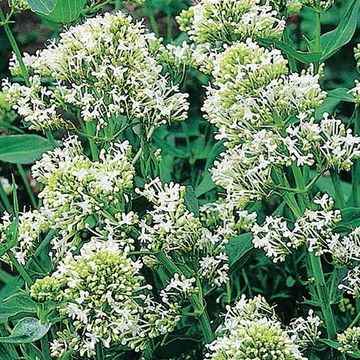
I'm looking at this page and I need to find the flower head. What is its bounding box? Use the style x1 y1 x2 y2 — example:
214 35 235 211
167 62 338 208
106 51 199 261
177 0 285 47
338 327 360 356
206 295 305 359
31 239 179 358
5 12 189 132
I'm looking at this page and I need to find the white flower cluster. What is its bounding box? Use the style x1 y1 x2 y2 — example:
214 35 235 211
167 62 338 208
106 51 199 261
200 200 257 236
198 34 360 207
271 0 302 15
205 295 306 359
3 12 189 131
160 273 197 305
211 130 286 207
328 227 360 265
286 113 360 170
137 178 243 286
157 41 197 78
137 178 202 253
0 137 135 264
0 210 48 265
211 112 360 207
0 177 12 195
7 0 29 12
337 326 360 356
253 194 360 297
299 0 333 11
287 310 323 349
175 0 285 74
252 195 342 262
339 266 360 298
30 239 180 358
203 40 325 145
350 80 360 105
177 0 285 47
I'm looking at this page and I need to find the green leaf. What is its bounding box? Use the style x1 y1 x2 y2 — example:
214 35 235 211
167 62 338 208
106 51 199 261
195 141 224 197
319 0 360 61
271 202 286 217
348 351 360 359
29 0 86 23
27 0 57 14
0 135 59 164
226 233 254 275
286 276 296 287
315 88 355 119
311 170 352 204
0 317 51 344
325 88 355 103
195 171 216 197
184 186 199 217
319 339 342 350
259 38 322 63
334 207 360 232
44 0 87 24
154 326 200 359
0 293 38 324
0 344 18 360
0 218 19 257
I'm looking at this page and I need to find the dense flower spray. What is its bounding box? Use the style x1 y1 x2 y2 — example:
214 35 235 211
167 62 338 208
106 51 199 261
30 239 180 357
0 136 135 263
3 11 189 132
205 296 306 359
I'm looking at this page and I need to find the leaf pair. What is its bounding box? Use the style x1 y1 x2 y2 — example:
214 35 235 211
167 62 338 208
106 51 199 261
27 0 86 23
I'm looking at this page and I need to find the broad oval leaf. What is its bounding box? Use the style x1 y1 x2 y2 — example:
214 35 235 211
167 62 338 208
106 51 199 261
0 317 51 344
29 0 86 23
0 135 58 164
325 88 355 103
44 0 87 23
0 294 38 324
27 0 57 14
259 38 322 63
226 233 254 275
319 0 360 61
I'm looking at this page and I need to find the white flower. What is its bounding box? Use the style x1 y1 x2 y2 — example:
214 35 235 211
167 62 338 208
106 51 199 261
5 12 189 132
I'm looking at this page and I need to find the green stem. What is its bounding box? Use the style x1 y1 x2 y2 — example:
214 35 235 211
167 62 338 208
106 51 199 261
0 182 13 214
282 167 338 340
226 281 231 304
314 11 321 72
309 253 337 339
115 0 121 10
146 9 159 37
349 312 360 328
84 0 113 13
7 250 33 286
330 171 346 208
291 163 307 210
0 9 30 86
85 121 99 161
16 164 37 209
132 126 155 165
40 334 51 360
352 109 360 207
350 310 360 328
45 129 56 147
166 7 172 43
155 251 214 343
95 342 104 360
